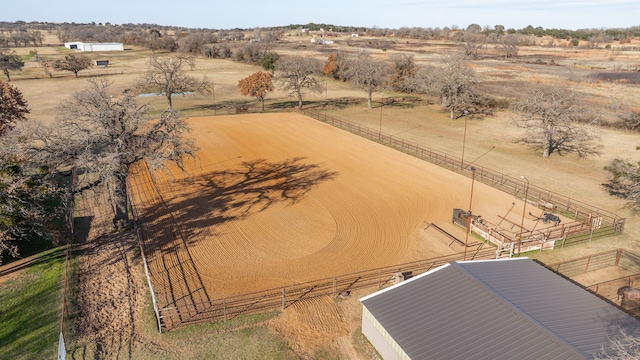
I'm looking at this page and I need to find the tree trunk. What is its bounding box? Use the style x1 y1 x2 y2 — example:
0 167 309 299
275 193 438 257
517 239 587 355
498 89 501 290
261 98 265 112
167 93 173 109
112 174 130 230
368 89 373 109
543 133 552 158
450 107 455 119
297 90 303 109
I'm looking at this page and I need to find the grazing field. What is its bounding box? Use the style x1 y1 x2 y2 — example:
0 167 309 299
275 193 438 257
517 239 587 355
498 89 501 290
128 113 569 327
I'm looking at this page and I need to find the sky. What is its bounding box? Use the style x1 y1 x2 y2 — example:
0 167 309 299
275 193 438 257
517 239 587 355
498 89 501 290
5 0 640 31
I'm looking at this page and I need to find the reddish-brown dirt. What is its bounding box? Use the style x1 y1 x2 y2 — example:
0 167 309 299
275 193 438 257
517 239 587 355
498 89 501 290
127 113 561 316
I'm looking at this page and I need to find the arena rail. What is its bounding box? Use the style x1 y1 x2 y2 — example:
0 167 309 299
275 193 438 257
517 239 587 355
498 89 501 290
153 246 496 330
302 108 625 242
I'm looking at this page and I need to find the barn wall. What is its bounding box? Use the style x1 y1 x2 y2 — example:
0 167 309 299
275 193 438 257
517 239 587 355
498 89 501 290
64 42 123 51
362 307 408 360
81 43 123 51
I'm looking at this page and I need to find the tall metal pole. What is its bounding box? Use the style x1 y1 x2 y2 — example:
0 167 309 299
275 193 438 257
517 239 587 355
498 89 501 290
379 92 384 141
464 166 476 261
517 176 529 256
461 117 468 170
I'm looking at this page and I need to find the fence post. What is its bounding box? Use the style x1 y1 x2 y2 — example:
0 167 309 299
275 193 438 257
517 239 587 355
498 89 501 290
223 298 227 322
282 288 286 310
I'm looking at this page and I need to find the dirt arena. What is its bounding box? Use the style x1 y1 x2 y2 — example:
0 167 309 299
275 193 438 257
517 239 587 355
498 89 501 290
128 113 558 309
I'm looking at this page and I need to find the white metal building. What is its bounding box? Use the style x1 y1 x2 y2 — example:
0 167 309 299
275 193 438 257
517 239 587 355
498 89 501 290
64 42 124 52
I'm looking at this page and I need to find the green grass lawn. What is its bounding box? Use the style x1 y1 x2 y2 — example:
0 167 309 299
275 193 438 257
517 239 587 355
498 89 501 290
0 247 67 360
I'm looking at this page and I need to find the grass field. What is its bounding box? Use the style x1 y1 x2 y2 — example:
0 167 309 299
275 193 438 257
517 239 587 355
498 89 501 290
2 32 640 359
0 247 67 360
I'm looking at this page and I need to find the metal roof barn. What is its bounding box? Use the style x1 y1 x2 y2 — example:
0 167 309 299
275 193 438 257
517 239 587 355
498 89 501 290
360 258 640 360
64 42 123 51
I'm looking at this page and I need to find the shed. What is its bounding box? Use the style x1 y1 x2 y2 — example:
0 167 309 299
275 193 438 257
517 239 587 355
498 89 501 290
64 42 123 52
360 258 640 359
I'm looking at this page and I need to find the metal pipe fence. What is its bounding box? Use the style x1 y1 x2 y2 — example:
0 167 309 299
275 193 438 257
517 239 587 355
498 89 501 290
302 108 625 241
156 246 496 330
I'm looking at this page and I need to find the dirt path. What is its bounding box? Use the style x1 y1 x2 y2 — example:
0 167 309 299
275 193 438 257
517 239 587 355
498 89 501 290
67 188 160 360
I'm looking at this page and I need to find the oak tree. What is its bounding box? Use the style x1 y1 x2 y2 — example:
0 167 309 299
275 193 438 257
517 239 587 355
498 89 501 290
238 71 274 112
0 50 24 81
389 54 417 93
604 159 640 212
0 85 62 262
260 52 280 73
135 54 212 109
496 34 520 58
52 53 93 78
323 52 345 80
429 54 479 119
460 27 485 59
0 81 30 136
510 85 600 158
21 79 197 228
340 52 388 109
0 149 64 263
276 56 322 110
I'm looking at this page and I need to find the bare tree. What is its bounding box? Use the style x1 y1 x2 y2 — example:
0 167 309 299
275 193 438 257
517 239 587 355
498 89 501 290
276 56 322 110
52 54 93 78
594 329 640 359
0 80 29 136
510 85 600 158
429 54 479 119
0 50 25 81
19 79 198 228
496 34 520 58
459 26 485 58
619 110 640 131
237 71 274 111
135 54 212 109
341 52 388 108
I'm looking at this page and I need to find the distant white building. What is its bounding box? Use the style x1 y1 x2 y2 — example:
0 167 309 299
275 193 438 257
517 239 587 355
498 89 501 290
310 38 334 45
64 42 124 52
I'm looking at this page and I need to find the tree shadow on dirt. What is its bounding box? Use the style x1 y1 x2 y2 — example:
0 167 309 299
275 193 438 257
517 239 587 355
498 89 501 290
139 157 338 253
